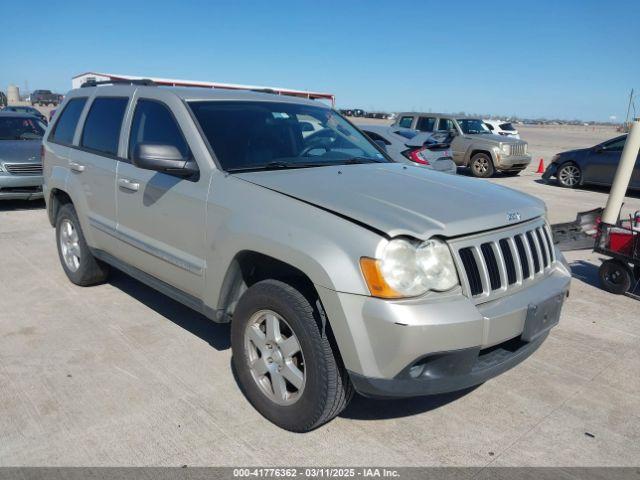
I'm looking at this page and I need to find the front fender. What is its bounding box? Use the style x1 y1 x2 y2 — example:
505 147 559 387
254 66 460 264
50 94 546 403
204 174 384 309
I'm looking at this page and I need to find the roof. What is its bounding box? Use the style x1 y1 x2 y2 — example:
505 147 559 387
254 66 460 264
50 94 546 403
67 83 328 108
396 112 482 120
72 72 335 104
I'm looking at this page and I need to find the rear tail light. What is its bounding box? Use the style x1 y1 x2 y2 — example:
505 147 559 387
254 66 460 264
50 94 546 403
402 147 430 165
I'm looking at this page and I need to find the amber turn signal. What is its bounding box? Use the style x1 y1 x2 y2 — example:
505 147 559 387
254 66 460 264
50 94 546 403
359 257 404 299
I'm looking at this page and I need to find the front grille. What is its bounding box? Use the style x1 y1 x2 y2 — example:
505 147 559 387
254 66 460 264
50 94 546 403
452 220 555 301
4 163 43 175
509 143 527 156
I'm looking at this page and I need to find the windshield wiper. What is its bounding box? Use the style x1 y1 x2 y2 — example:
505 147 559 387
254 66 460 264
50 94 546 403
226 161 325 173
340 156 386 165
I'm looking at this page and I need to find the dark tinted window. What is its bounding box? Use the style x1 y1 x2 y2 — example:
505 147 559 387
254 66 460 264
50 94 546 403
603 136 626 151
81 97 128 156
0 116 45 140
363 131 391 145
129 100 189 159
437 118 455 131
51 98 87 145
416 116 436 132
189 101 386 171
398 116 413 128
499 122 516 131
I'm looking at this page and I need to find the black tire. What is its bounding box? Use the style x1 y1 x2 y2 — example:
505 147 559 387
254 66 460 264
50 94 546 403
55 203 109 286
557 162 582 188
469 153 495 178
231 279 353 432
598 260 632 295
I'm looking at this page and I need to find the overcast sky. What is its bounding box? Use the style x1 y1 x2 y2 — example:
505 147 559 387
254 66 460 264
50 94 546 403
2 0 638 121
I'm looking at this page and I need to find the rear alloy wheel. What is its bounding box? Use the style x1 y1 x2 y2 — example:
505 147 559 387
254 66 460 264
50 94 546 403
598 260 632 295
56 204 109 286
469 153 495 178
557 163 581 188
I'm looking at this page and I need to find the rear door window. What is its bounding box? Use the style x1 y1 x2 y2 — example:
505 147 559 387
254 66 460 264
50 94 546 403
50 97 87 145
437 118 455 131
398 116 414 128
128 100 189 160
602 137 626 151
80 97 129 156
416 117 436 132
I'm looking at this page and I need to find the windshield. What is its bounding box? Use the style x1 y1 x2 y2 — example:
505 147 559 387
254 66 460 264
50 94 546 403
457 119 492 134
0 117 45 140
188 101 388 172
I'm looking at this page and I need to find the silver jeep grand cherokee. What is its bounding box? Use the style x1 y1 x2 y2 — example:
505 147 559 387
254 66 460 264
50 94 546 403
42 82 571 432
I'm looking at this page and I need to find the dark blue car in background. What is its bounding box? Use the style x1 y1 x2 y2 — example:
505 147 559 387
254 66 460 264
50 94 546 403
543 134 640 190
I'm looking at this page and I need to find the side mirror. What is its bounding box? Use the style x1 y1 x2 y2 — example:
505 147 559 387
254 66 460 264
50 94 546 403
374 139 387 151
132 144 198 177
593 145 604 153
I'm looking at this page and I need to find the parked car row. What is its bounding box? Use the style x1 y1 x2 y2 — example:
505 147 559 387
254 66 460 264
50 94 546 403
393 112 532 177
338 109 394 120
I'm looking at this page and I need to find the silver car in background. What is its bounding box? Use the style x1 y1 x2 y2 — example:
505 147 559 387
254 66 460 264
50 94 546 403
0 112 45 200
360 125 457 174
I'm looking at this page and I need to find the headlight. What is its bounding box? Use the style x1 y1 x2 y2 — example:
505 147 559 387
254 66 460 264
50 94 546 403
551 154 560 163
360 238 459 298
501 144 511 155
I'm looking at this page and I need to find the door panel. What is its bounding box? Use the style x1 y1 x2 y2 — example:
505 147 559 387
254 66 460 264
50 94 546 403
114 95 209 298
70 149 118 251
582 149 620 185
115 163 208 297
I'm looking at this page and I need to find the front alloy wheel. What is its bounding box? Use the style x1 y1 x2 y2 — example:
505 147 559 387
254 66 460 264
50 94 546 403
231 279 353 432
244 310 306 406
557 163 581 188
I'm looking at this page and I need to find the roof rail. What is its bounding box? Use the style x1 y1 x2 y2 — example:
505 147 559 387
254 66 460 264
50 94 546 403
81 78 156 88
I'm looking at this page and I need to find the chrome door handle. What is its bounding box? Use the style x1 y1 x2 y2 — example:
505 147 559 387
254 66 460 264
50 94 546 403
69 161 85 172
118 178 140 192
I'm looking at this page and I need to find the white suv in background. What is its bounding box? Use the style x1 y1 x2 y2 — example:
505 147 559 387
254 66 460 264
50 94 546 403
484 120 520 139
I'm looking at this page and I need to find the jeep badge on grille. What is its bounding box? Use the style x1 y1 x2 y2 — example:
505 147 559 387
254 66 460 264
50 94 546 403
507 211 522 222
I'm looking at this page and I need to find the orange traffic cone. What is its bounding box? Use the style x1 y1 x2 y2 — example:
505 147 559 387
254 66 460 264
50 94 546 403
536 158 545 174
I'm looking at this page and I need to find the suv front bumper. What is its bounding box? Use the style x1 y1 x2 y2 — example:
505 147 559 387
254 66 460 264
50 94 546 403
496 154 532 171
318 260 570 399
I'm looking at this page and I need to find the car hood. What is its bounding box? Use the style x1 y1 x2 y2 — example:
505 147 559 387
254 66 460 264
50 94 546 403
235 163 545 239
0 140 42 164
554 148 588 160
